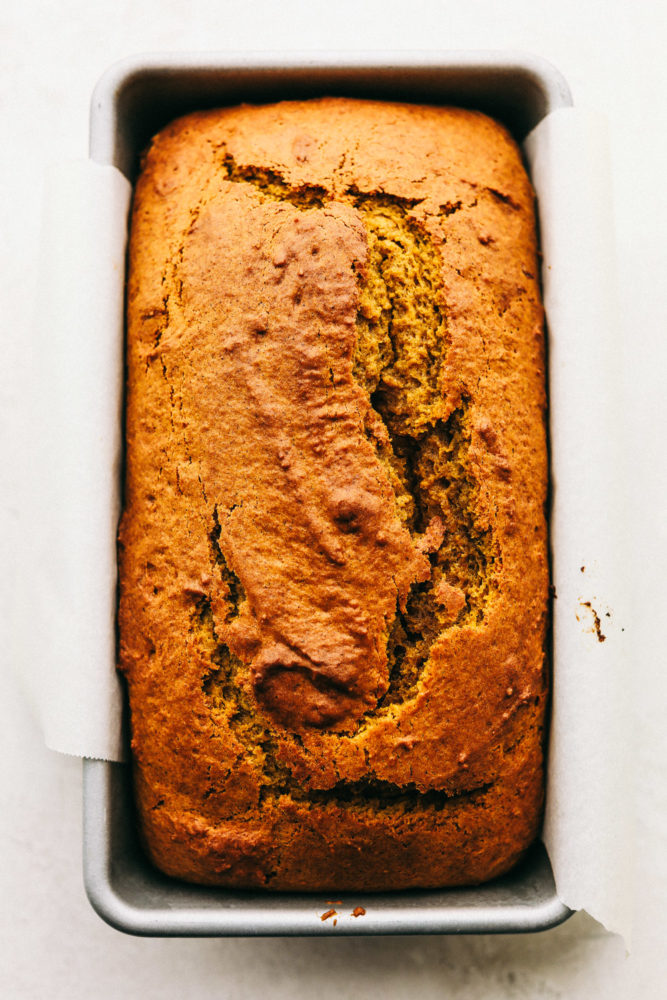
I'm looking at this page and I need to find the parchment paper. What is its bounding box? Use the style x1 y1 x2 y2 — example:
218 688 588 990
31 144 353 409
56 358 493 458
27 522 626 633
525 108 633 940
16 160 130 762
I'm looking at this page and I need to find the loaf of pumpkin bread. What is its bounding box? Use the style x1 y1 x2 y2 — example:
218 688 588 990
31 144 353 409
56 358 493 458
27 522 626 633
118 98 549 890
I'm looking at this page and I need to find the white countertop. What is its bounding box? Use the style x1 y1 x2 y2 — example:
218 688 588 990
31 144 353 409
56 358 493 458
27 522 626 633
2 1 666 997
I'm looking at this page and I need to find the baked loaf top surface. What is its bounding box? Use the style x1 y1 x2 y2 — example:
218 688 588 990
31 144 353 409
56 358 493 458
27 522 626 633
119 98 549 890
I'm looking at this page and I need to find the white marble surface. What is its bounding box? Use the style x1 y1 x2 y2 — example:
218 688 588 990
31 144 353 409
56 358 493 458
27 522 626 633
2 1 666 996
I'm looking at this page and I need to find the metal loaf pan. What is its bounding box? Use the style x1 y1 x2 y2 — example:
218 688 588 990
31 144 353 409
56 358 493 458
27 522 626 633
85 51 573 937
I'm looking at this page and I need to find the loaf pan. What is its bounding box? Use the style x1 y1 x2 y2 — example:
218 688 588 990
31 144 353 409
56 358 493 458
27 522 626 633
85 51 573 937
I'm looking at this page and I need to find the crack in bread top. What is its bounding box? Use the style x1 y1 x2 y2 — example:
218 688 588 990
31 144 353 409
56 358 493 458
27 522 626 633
167 152 504 734
178 183 434 729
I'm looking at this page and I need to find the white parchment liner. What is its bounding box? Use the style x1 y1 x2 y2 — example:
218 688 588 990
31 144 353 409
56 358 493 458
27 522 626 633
16 109 631 936
525 109 633 940
17 161 129 762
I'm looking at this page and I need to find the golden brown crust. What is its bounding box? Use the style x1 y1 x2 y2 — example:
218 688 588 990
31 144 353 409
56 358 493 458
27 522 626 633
119 98 548 890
